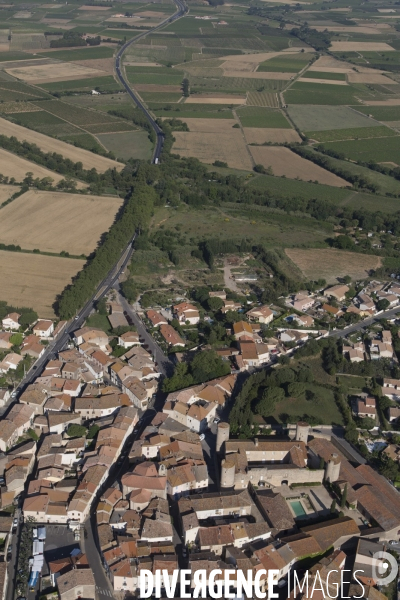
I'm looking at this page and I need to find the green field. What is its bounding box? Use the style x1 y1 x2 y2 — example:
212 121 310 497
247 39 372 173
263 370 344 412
0 51 36 61
236 106 291 128
309 148 400 196
287 105 379 132
59 132 108 155
152 104 234 119
140 92 182 103
126 70 184 86
269 383 344 426
257 54 312 73
39 46 115 61
97 130 153 161
34 99 127 127
355 105 400 122
303 71 347 81
284 82 363 105
306 125 396 142
321 135 400 165
84 121 137 133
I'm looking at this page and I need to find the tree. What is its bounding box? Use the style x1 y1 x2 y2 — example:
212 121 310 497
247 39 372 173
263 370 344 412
190 350 230 384
96 298 108 315
376 299 390 311
10 333 23 346
87 424 100 439
255 387 285 416
340 483 347 508
287 382 305 397
330 500 336 514
343 275 352 284
319 456 325 469
67 424 87 438
275 368 295 385
207 297 224 312
19 311 38 328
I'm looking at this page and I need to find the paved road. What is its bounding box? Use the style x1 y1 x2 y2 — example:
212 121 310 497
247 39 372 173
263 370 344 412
114 0 187 163
115 285 173 377
329 306 400 338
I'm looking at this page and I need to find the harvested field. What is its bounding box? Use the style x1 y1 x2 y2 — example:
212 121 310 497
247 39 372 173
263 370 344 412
97 130 153 161
330 42 395 52
0 189 123 255
248 146 347 186
5 62 104 81
70 58 115 74
285 248 382 284
0 184 20 204
0 250 85 317
243 127 301 144
0 148 66 185
298 77 348 85
218 52 290 64
172 131 253 170
170 118 238 132
0 116 123 173
310 55 386 73
347 73 396 84
185 96 246 104
313 26 387 34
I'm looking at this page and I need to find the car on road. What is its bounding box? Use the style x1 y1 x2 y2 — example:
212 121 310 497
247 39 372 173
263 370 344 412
390 540 397 545
74 315 79 320
13 518 18 528
199 434 205 441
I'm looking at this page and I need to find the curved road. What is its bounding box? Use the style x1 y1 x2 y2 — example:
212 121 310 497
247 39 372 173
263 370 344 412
115 0 187 163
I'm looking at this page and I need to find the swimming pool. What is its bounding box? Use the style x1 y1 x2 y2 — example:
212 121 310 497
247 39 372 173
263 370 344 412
290 500 306 517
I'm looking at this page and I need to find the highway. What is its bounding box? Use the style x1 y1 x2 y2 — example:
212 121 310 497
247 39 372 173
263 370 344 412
114 0 187 163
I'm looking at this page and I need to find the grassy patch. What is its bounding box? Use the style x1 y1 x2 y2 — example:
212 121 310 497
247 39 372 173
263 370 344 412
321 135 400 165
35 99 125 127
270 383 344 426
247 174 350 202
306 125 396 142
154 106 234 119
140 92 183 103
337 374 369 392
85 313 111 332
236 106 291 128
60 133 107 154
97 130 153 161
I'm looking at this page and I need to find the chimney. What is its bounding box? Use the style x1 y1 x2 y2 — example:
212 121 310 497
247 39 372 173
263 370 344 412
254 438 259 447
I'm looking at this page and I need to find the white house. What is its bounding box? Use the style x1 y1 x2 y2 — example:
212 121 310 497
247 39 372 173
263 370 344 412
33 320 54 338
2 313 20 331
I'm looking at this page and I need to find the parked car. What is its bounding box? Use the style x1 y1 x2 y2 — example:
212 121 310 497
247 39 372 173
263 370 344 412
213 418 220 424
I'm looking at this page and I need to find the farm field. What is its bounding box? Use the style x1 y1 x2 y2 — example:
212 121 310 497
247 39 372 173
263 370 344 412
96 130 153 161
0 116 123 172
38 46 115 61
305 126 396 142
172 130 253 170
0 184 20 204
244 128 301 143
257 54 312 73
287 105 381 132
248 146 348 186
0 250 85 318
5 62 105 82
355 105 400 121
0 148 67 185
236 106 291 128
321 136 400 165
284 82 363 105
0 190 123 255
285 248 382 283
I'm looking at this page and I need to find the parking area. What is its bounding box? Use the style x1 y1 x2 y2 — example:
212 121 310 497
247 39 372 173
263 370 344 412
43 525 80 576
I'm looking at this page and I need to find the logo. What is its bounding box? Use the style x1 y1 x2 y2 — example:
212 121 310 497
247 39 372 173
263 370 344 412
372 551 398 587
